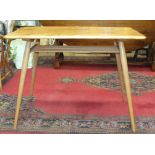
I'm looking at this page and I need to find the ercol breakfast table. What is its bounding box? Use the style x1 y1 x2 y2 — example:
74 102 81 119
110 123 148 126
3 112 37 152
4 26 146 132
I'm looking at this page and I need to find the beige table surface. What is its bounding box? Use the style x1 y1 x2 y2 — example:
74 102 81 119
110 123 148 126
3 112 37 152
4 26 146 40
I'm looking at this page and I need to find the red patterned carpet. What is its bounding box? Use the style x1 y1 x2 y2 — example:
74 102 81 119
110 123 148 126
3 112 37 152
1 64 155 133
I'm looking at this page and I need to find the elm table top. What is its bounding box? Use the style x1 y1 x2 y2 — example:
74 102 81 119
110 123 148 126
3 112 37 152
4 26 146 40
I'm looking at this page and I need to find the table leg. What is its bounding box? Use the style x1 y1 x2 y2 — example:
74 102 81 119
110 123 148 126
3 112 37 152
118 41 136 133
115 53 126 103
53 52 61 69
3 57 13 76
30 52 39 97
13 41 31 129
53 40 64 69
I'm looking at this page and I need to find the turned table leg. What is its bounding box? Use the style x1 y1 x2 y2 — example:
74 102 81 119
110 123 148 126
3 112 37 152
53 52 61 69
53 52 64 69
53 40 64 69
3 57 13 76
13 41 31 129
118 41 136 133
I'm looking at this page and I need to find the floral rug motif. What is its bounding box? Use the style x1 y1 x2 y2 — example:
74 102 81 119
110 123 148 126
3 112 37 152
60 72 155 96
1 94 155 133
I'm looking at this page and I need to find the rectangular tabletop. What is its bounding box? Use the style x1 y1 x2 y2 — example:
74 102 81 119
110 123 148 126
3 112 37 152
4 26 146 40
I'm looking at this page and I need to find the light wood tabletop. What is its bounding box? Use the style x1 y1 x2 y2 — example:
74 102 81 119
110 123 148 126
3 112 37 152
4 26 146 40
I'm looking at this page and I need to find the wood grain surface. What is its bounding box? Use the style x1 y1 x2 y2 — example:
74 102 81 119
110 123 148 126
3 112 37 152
4 26 145 40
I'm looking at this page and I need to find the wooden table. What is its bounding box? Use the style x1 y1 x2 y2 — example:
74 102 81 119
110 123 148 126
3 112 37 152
4 26 146 132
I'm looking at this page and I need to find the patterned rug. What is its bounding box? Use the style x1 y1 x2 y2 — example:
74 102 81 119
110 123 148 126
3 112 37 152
1 94 155 134
1 65 155 133
60 72 155 96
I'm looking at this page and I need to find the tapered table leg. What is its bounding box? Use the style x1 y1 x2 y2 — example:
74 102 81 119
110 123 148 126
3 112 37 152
30 52 39 97
13 41 31 129
115 53 126 103
118 41 136 133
